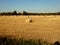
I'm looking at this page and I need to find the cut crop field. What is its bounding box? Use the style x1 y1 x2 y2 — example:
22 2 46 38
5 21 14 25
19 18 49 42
0 15 60 43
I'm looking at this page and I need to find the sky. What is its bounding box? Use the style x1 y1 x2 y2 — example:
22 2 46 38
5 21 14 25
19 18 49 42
0 0 60 13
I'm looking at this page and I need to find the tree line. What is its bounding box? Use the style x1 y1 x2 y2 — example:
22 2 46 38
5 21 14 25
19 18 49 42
0 11 60 16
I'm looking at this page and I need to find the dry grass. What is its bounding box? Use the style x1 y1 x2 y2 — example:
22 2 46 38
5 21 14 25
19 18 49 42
0 15 60 43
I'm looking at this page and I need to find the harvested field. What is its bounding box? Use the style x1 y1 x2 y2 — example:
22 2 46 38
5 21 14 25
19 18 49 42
0 15 60 43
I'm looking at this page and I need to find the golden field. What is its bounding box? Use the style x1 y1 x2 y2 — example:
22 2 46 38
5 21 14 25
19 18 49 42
0 15 60 43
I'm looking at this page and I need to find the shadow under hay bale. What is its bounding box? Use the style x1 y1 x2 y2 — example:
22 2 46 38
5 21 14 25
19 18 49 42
54 41 60 45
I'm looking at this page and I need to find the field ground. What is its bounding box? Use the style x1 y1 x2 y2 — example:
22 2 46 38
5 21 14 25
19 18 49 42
0 15 60 43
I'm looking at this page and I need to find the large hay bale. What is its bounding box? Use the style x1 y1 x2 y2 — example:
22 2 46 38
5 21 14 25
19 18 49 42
25 18 33 23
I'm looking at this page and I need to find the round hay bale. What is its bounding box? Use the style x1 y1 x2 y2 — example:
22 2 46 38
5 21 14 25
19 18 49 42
25 18 33 23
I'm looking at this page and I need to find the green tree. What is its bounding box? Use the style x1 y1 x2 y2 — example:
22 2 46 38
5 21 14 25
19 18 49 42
13 11 17 15
23 11 28 15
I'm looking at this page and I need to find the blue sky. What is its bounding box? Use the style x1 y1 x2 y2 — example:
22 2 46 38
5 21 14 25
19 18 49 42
0 0 60 13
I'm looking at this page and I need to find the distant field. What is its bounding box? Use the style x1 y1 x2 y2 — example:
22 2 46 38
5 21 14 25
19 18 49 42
0 15 60 43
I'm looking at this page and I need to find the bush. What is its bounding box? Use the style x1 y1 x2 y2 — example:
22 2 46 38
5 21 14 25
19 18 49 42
0 36 53 45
